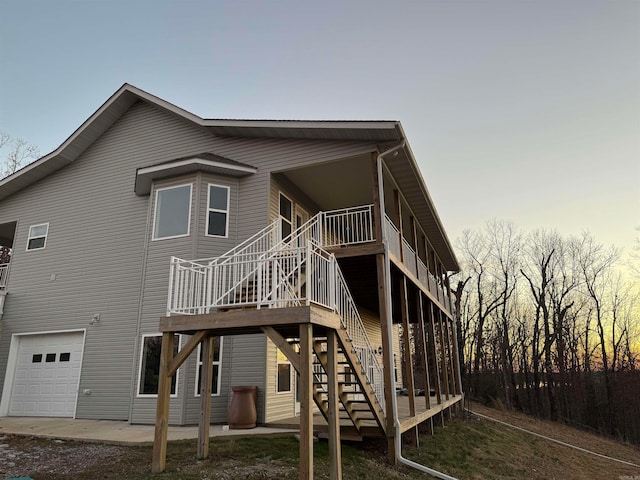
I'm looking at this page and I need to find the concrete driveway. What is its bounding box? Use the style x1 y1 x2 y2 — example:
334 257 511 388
0 416 297 445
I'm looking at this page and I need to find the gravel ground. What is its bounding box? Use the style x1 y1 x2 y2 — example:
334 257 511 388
0 434 125 479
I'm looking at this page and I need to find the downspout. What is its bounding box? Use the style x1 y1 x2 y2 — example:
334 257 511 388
377 143 459 480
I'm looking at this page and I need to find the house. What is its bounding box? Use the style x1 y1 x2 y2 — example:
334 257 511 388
0 84 462 472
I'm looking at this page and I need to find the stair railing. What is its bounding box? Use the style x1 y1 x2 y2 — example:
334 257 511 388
166 205 385 411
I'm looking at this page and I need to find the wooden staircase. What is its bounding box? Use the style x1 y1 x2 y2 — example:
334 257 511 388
265 325 386 438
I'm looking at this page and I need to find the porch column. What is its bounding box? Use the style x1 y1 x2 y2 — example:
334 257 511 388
394 190 404 262
198 335 214 459
326 330 343 480
299 323 314 480
376 252 397 464
426 301 443 412
417 293 433 434
374 150 397 464
400 276 418 446
371 152 384 243
437 310 451 404
152 332 175 473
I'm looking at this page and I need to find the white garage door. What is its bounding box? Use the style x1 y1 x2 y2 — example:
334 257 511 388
9 331 84 417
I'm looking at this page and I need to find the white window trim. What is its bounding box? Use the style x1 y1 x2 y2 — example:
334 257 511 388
276 347 292 394
278 192 293 242
136 333 181 398
152 183 193 241
26 223 49 251
205 184 230 239
194 336 224 397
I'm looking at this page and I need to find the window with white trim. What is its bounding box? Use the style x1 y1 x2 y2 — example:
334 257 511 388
194 336 223 396
206 184 230 237
279 193 292 242
153 184 192 240
138 334 180 397
26 223 49 251
276 348 291 393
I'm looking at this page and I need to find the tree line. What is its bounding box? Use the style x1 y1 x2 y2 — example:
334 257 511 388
453 220 640 443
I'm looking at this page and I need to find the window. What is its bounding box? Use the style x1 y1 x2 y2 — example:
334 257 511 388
276 348 291 393
279 193 292 242
60 352 70 362
45 353 56 362
206 185 230 237
153 184 192 240
138 334 180 397
27 223 49 251
32 354 42 363
194 336 223 396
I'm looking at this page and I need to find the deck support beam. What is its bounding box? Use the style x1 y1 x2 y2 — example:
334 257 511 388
417 293 434 435
400 276 418 446
198 335 214 459
299 323 314 480
151 332 174 473
326 330 343 480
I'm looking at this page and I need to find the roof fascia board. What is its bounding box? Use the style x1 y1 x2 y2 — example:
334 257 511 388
200 119 399 130
137 158 257 176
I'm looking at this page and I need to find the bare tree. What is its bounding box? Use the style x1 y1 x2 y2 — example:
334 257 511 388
577 232 619 433
0 130 40 178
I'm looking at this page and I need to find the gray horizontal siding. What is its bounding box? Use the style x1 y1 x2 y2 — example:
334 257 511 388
0 98 379 424
183 334 266 426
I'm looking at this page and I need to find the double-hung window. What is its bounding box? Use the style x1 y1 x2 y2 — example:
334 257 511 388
194 336 223 396
138 334 180 397
26 223 49 251
153 184 192 240
206 184 230 237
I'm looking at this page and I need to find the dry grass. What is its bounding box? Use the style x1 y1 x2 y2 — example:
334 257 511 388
1 405 639 479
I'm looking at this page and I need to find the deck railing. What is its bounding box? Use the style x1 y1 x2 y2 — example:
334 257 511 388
0 263 9 289
320 205 375 248
383 215 449 312
167 205 385 412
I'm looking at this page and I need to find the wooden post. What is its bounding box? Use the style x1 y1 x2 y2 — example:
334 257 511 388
426 302 442 403
198 335 214 459
417 294 434 434
326 330 343 480
437 310 451 403
394 190 404 262
152 332 174 473
299 323 313 480
400 277 418 446
376 253 397 464
417 294 432 412
371 152 384 243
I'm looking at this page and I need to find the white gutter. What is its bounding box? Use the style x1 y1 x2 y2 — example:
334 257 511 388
377 143 459 480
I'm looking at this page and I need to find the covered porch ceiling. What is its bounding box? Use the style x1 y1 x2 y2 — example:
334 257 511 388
276 154 374 211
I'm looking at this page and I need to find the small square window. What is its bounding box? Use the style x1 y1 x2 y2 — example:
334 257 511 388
46 353 56 362
27 223 49 251
32 354 43 363
60 352 71 362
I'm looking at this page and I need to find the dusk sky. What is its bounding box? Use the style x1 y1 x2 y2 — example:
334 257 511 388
1 1 638 259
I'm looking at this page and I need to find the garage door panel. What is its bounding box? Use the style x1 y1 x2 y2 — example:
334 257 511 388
9 332 84 418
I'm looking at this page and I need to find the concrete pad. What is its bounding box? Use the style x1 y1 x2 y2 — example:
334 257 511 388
0 417 298 445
